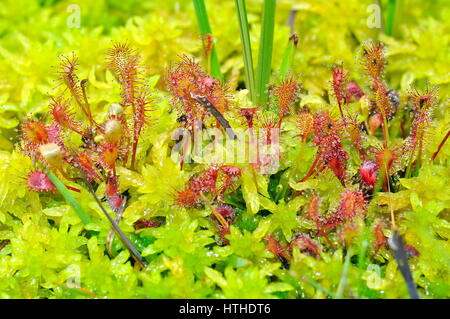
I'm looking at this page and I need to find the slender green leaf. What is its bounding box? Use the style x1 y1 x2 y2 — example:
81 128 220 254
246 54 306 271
80 172 148 268
385 0 398 36
235 0 256 103
280 33 298 76
336 247 352 298
255 0 276 105
193 0 222 80
44 170 91 225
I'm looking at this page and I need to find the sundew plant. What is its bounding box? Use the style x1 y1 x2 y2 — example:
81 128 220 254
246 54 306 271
0 0 449 299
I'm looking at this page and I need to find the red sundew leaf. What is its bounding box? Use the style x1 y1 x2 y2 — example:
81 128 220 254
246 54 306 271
296 111 314 142
330 62 349 116
360 40 385 88
25 170 57 193
171 185 202 209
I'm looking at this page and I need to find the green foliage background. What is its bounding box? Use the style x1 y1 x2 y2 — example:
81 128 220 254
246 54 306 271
0 0 448 298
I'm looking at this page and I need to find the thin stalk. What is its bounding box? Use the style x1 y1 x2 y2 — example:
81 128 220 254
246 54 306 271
336 247 353 298
357 238 369 298
106 197 127 258
300 146 323 183
385 165 396 229
0 240 9 252
130 133 140 170
235 0 256 103
382 115 390 145
405 143 416 179
432 128 450 161
255 0 276 105
80 171 147 269
193 0 222 80
417 133 423 171
405 126 422 178
80 79 102 132
44 170 92 225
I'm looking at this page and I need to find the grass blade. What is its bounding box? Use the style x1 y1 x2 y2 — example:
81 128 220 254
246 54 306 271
235 0 256 103
389 229 420 299
336 247 352 298
80 171 148 269
193 0 222 80
385 0 396 36
45 170 91 225
46 166 146 268
255 0 276 105
279 33 298 76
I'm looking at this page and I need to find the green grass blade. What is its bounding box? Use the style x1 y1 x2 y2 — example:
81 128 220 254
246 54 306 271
357 237 369 298
385 0 398 36
193 0 222 80
255 0 276 105
45 170 91 225
235 0 256 103
336 247 352 298
279 33 298 76
304 276 338 298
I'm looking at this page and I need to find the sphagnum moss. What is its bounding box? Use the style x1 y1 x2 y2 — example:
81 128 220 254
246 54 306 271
0 0 448 299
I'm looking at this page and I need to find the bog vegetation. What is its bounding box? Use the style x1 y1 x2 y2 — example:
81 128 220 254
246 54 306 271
0 0 448 298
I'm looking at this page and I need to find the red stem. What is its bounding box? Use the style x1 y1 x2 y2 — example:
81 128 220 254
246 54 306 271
432 129 450 161
314 219 334 248
180 132 190 170
300 146 323 183
65 185 80 193
400 119 406 139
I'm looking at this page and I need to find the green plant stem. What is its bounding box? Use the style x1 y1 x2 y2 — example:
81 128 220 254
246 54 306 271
193 0 222 80
45 169 92 225
336 246 352 298
255 0 276 105
235 0 256 103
